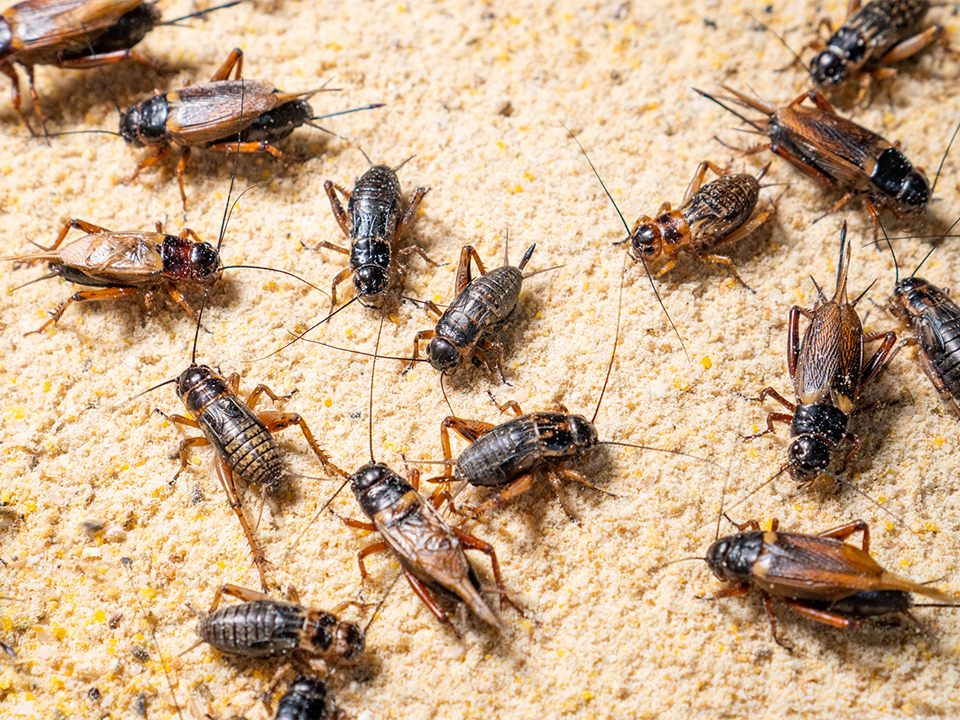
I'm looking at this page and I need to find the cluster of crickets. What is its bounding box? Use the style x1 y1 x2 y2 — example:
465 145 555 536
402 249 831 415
2 0 960 717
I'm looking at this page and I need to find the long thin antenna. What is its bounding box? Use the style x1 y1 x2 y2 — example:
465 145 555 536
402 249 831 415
254 295 362 362
744 11 813 80
160 1 244 26
219 265 329 297
593 252 627 424
599 441 717 467
912 215 960 278
561 122 688 358
289 334 426 363
121 558 183 720
191 291 210 364
369 318 385 463
928 120 960 202
692 88 768 134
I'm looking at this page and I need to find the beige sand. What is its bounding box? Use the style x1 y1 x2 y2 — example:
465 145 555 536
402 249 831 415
1 1 960 718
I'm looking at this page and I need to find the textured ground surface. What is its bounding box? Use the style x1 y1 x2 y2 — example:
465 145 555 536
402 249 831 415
1 1 960 718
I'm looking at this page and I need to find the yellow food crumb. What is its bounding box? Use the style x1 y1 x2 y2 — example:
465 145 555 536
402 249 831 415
325 398 333 408
700 356 712 370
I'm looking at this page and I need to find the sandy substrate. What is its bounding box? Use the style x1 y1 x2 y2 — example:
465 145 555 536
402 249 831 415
1 1 960 718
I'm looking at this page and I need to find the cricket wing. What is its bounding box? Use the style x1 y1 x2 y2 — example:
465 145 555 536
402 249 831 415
376 507 501 628
167 81 281 146
11 0 143 55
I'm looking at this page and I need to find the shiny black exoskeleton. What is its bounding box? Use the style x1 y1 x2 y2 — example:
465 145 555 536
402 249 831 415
320 163 431 307
889 276 960 418
811 0 933 88
275 678 336 720
456 412 600 489
806 589 913 618
414 244 538 378
348 166 404 297
242 98 314 143
176 365 284 492
347 461 505 629
196 586 364 665
786 403 850 482
119 95 315 148
351 461 408 517
705 531 765 582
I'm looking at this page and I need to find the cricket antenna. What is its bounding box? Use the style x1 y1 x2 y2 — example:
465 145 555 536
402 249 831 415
912 215 960 278
285 324 385 560
440 373 455 417
191 291 211 365
744 11 814 80
219 265 329 297
561 121 689 360
593 252 627 424
305 104 387 138
928 120 960 205
255 295 362 362
369 318 385 463
692 87 768 135
44 129 125 138
362 572 403 635
725 464 788 516
160 1 244 26
121 557 183 720
873 206 900 284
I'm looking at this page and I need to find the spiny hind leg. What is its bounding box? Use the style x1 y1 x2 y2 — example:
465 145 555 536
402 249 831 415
258 410 344 478
453 245 488 293
682 161 729 204
33 219 113 253
697 252 753 293
1 64 34 135
125 145 170 185
465 473 536 519
916 346 960 419
214 457 270 592
208 583 271 613
354 540 389 582
323 181 352 237
452 527 520 613
210 48 244 82
784 599 857 629
402 566 455 631
551 464 617 499
815 519 869 552
25 286 140 336
395 187 431 242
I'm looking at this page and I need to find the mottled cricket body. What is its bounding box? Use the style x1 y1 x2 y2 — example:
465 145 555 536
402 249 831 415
3 219 221 335
196 584 364 665
811 0 942 97
743 224 897 485
0 0 240 135
412 243 538 378
705 517 955 646
347 461 506 631
318 161 433 308
0 0 159 134
120 48 380 210
168 365 340 590
434 403 606 521
625 161 779 289
696 86 932 232
888 275 960 418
